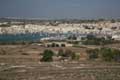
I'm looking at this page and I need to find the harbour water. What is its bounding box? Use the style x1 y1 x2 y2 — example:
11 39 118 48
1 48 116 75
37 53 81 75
0 32 86 43
0 33 45 43
0 33 68 43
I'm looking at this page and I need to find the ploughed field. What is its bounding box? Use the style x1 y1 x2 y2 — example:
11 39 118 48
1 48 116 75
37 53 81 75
0 62 120 80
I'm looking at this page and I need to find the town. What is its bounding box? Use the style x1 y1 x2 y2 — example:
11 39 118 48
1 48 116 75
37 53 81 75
0 18 120 80
0 19 120 40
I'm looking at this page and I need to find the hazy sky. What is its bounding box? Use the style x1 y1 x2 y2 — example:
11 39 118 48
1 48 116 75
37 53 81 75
0 0 120 19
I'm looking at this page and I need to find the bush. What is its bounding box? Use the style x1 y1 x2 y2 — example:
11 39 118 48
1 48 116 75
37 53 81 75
41 49 54 62
100 48 114 61
113 49 120 62
82 35 114 45
99 48 120 62
58 49 78 60
64 49 73 57
86 47 120 62
58 49 70 57
58 49 64 57
87 49 99 60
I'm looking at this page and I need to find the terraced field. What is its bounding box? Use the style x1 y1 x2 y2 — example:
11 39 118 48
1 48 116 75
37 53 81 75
0 62 120 80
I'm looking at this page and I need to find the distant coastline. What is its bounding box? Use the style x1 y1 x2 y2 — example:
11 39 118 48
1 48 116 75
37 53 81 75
0 18 120 43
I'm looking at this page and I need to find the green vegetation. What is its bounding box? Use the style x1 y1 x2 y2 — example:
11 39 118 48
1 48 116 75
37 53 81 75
87 49 99 60
111 19 116 23
58 49 74 58
100 48 114 61
87 47 120 62
0 21 12 27
41 49 79 62
40 47 120 62
82 35 114 45
58 49 64 57
58 49 80 60
41 49 54 62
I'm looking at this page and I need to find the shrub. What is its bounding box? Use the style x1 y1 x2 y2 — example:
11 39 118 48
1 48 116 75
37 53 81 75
99 48 120 62
86 47 120 62
100 48 114 61
58 49 78 60
113 49 120 62
41 49 54 62
64 49 73 57
87 49 99 60
82 35 114 45
58 49 64 57
71 53 80 60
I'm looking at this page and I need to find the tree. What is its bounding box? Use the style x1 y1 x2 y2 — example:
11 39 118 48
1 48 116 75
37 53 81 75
41 49 54 62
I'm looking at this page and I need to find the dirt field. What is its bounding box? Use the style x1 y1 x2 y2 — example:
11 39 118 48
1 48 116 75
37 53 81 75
0 44 88 63
0 62 120 80
0 44 120 80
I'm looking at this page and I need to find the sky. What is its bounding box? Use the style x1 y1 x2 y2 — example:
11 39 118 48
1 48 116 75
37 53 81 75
0 0 120 19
